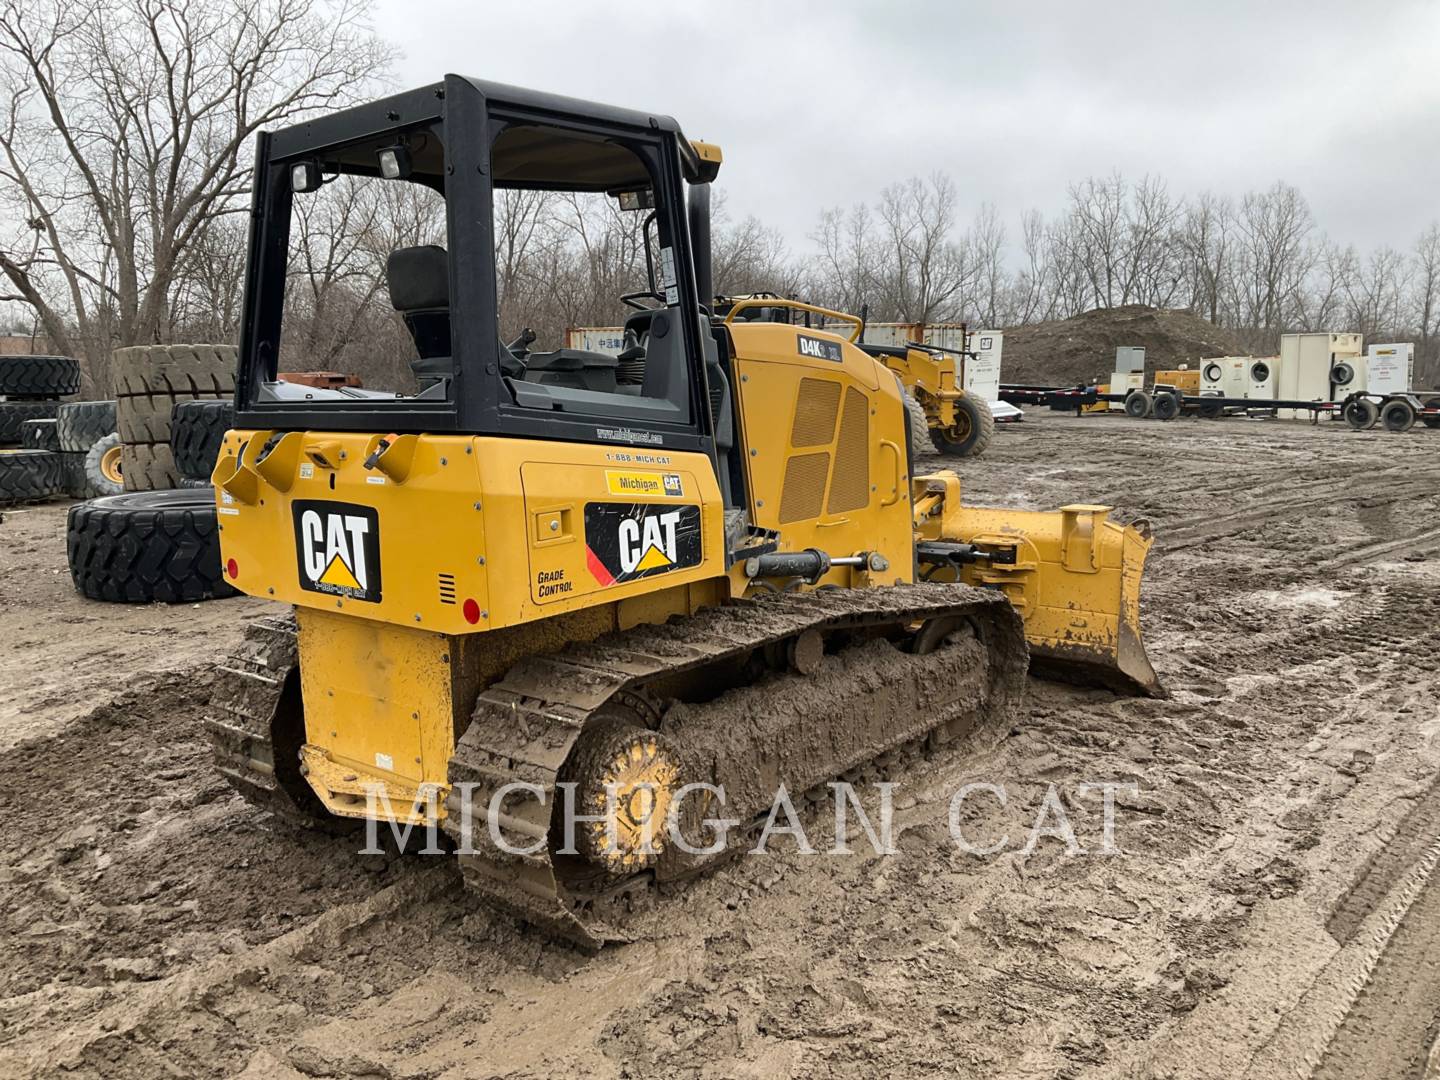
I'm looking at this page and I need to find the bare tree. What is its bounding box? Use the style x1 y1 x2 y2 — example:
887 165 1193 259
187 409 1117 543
1007 209 1054 324
0 0 392 389
170 212 249 343
810 202 875 318
1179 192 1234 324
1062 174 1127 307
968 203 1006 327
1299 239 1352 339
1235 182 1314 336
711 201 799 300
493 187 555 335
1411 224 1440 386
873 174 976 322
1342 244 1408 342
279 175 444 389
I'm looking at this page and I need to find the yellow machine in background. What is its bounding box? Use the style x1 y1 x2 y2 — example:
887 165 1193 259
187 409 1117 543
205 75 1160 948
715 294 995 457
874 338 995 457
1155 368 1201 396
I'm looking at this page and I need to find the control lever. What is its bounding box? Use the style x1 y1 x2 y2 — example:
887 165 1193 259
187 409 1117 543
506 327 537 359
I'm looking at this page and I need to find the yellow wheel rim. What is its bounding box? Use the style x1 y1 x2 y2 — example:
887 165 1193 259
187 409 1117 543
101 443 123 484
576 729 679 873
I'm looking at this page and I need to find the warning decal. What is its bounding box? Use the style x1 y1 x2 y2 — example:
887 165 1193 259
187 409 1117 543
583 502 702 586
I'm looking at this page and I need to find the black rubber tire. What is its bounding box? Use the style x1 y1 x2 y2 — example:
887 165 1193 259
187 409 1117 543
177 476 213 489
121 441 181 492
170 399 234 479
929 395 995 458
1381 399 1417 433
22 418 60 451
0 449 66 504
1152 393 1181 421
1423 415 1440 430
903 392 931 454
85 433 124 497
1344 398 1380 431
56 400 118 452
0 400 59 445
1124 390 1153 419
113 344 235 444
66 489 236 604
0 354 80 398
1199 400 1224 420
58 451 92 498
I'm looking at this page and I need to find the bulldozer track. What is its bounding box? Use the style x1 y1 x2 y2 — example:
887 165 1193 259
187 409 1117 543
200 585 1028 951
443 582 1027 948
204 613 349 832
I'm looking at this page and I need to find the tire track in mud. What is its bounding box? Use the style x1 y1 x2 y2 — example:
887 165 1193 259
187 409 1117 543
1320 525 1440 569
1308 787 1440 1080
1329 777 1440 947
8 867 456 1077
1158 473 1438 554
1245 830 1440 1080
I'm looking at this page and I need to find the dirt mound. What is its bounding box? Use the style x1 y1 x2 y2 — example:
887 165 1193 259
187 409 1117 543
1002 305 1246 386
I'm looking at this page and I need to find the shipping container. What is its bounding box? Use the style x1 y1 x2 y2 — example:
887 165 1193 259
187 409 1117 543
563 326 626 355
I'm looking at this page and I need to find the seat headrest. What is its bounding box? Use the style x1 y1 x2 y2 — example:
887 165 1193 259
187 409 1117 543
386 245 449 312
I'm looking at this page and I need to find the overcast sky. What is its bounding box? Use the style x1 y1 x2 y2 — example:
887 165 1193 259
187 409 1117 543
377 1 1439 255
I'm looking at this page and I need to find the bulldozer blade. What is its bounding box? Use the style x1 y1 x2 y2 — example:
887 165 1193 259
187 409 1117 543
917 479 1164 697
971 505 1160 697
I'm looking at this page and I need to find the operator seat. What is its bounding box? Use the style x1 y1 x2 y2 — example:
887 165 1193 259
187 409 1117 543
386 245 454 384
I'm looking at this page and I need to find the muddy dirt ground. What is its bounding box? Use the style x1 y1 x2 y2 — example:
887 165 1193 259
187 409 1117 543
2 410 1439 1079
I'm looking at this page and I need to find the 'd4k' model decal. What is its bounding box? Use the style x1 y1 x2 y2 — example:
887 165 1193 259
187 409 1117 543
583 502 702 586
797 333 843 362
293 501 382 602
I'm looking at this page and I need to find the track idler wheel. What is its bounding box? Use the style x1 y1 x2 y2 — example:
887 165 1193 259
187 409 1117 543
564 723 682 874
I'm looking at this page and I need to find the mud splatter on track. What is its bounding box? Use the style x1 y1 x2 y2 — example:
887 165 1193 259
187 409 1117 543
1 410 1439 1078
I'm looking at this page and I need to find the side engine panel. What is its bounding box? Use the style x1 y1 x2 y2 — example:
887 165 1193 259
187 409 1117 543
727 322 915 586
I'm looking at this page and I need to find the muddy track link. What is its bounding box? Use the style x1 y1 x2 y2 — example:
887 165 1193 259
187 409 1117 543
204 614 349 831
443 582 1027 948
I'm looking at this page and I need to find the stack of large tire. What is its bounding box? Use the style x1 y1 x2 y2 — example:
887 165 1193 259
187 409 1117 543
66 344 238 604
113 344 235 491
170 398 234 487
54 400 122 499
0 354 80 505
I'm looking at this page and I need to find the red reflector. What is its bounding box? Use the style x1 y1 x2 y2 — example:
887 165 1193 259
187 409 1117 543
462 598 481 624
226 558 239 580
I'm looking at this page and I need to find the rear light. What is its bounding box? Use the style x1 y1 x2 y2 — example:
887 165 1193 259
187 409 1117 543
226 558 239 580
462 598 481 625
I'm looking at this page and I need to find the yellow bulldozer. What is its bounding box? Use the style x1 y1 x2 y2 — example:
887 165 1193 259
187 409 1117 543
205 75 1159 948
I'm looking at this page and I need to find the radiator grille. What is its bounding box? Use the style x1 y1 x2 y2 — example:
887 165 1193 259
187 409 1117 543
437 573 457 605
789 378 841 447
779 452 830 523
827 387 870 514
